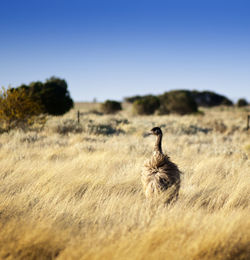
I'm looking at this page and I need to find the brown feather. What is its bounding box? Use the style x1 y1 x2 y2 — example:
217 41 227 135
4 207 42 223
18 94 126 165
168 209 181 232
141 128 181 204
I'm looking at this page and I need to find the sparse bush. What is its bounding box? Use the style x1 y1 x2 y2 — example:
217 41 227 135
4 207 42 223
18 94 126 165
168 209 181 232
101 100 122 114
178 124 212 135
237 98 248 107
133 95 160 115
158 90 198 115
81 119 125 135
86 123 123 135
0 87 46 131
88 109 103 116
52 119 83 135
110 118 129 126
20 133 45 143
205 119 227 133
48 117 126 136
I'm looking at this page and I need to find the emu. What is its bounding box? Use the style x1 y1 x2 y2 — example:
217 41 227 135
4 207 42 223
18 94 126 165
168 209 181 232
141 127 181 204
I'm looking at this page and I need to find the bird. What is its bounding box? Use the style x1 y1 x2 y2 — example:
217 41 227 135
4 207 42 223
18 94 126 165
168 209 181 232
141 127 181 204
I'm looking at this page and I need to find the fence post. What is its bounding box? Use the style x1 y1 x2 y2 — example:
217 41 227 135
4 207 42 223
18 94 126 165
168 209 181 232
77 110 80 124
247 115 250 130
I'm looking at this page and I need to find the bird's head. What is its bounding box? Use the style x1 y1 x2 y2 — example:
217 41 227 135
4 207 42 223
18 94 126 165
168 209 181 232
150 127 162 136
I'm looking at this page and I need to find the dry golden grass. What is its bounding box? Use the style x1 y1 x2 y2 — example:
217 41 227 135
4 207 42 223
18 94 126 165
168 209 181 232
0 103 249 260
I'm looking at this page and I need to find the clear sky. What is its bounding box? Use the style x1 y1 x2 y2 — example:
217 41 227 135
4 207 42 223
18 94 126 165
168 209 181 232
0 0 249 102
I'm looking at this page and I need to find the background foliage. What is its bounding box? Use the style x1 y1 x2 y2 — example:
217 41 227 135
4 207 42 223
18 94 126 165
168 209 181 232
17 77 74 116
0 87 45 131
125 90 235 115
132 95 160 115
158 90 198 115
237 98 248 107
101 100 122 114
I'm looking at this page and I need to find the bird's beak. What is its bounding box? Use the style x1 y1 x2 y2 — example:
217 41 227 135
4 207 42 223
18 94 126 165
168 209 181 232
143 132 152 137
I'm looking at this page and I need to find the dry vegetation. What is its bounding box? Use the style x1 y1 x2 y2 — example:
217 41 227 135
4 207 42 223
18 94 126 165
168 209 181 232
0 103 249 260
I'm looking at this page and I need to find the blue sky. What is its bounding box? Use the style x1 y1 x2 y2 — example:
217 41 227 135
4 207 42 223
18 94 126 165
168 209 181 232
0 0 249 102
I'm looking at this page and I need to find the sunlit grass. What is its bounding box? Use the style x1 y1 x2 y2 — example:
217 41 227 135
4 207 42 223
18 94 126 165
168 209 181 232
0 103 249 259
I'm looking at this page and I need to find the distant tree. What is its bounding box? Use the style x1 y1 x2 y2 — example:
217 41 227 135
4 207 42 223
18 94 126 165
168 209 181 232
133 95 160 115
15 77 74 116
101 100 122 114
191 90 233 107
159 90 198 115
237 98 248 107
39 77 73 115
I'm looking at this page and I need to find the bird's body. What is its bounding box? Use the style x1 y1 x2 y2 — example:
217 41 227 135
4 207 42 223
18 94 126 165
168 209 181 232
141 127 181 203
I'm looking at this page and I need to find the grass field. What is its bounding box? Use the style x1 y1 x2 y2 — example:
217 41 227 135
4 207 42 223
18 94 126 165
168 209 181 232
0 103 249 260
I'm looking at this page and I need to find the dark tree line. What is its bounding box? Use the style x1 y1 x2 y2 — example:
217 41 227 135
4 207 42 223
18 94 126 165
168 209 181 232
123 90 236 115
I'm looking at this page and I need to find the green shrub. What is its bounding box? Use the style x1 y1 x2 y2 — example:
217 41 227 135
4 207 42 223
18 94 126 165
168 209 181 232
191 90 233 107
53 119 83 135
159 90 198 115
40 77 73 115
125 90 233 109
133 95 160 115
237 98 248 107
100 100 122 114
86 123 123 135
15 77 74 116
0 87 46 131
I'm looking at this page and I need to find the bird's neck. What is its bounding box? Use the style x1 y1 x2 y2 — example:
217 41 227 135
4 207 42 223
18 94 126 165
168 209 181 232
154 134 163 154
